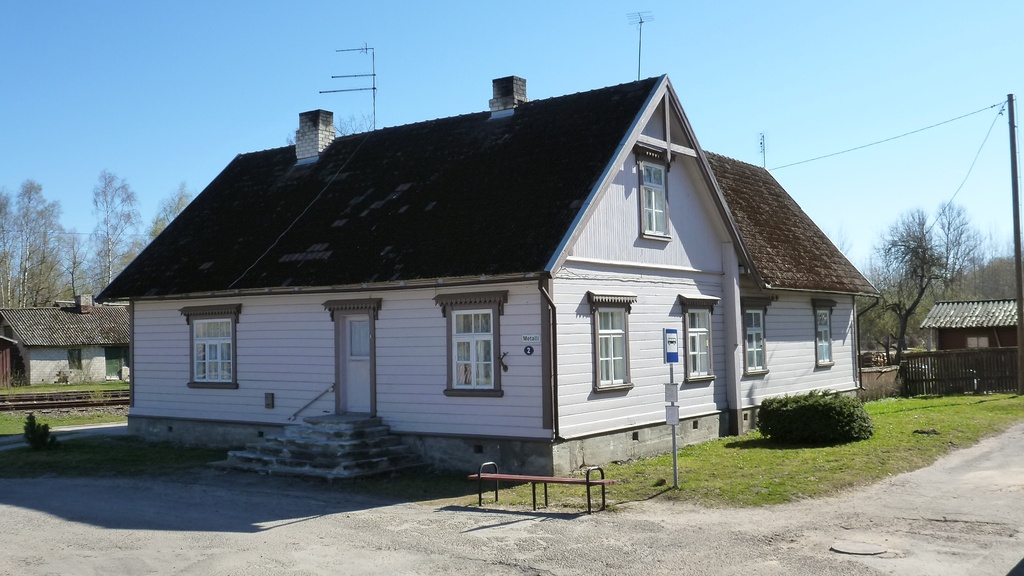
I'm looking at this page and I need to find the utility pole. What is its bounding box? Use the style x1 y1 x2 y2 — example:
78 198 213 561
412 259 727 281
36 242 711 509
1009 94 1023 394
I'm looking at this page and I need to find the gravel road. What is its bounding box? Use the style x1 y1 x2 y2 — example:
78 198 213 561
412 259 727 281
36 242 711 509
1 423 1022 575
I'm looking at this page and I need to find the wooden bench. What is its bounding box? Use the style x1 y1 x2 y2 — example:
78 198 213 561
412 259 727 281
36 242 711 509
468 461 618 514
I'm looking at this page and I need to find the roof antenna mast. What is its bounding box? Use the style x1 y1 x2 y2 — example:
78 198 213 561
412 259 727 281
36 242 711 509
628 12 653 81
320 43 377 130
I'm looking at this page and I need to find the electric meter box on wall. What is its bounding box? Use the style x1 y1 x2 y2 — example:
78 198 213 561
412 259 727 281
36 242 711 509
664 328 679 363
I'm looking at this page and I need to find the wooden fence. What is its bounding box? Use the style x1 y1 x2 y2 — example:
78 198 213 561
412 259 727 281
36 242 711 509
900 348 1018 396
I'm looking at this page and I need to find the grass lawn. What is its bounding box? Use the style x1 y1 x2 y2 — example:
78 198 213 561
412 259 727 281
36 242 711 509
0 382 129 395
0 412 127 436
1 394 1021 510
0 436 224 478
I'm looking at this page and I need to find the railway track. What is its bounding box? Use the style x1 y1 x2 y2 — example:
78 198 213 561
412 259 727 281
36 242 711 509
0 389 129 412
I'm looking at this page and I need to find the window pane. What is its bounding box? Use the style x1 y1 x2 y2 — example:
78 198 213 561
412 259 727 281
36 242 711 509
349 320 370 357
477 339 492 362
455 313 473 334
456 362 472 384
456 341 470 362
476 313 491 334
643 164 663 186
478 363 492 385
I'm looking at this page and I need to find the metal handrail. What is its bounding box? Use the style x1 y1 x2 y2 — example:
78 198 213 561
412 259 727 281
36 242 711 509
287 384 334 421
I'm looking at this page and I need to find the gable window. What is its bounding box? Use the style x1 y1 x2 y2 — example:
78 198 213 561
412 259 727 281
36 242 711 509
641 162 668 237
813 299 836 367
679 295 718 381
180 304 241 389
742 297 771 375
588 291 637 391
434 291 507 397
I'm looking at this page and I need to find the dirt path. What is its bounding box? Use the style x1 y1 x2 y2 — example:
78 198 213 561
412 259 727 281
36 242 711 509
1 424 1022 575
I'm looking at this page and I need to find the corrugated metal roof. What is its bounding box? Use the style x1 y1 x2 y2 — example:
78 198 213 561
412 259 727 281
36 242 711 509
0 305 130 347
920 300 1017 329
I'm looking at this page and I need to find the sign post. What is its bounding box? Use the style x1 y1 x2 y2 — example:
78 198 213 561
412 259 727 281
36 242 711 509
664 328 680 488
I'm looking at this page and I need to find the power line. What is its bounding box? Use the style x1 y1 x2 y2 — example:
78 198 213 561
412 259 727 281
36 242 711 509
946 101 1006 205
769 101 1006 171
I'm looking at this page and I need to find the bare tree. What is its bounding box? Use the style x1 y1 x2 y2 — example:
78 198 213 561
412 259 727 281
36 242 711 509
147 182 194 240
61 230 92 298
14 180 63 307
871 203 981 365
0 188 14 306
91 170 140 288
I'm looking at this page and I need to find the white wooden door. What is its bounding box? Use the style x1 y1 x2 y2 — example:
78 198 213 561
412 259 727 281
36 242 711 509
338 315 372 414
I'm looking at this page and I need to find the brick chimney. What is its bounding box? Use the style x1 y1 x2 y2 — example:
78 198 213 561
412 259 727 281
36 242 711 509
295 110 335 163
75 294 94 314
489 76 527 115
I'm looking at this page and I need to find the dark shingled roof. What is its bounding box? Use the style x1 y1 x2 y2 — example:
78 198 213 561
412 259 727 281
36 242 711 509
920 300 1017 329
100 78 661 299
706 153 876 295
98 76 875 301
0 305 130 347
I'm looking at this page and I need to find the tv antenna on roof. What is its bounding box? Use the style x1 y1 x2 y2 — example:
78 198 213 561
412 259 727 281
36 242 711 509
320 43 377 130
627 12 653 81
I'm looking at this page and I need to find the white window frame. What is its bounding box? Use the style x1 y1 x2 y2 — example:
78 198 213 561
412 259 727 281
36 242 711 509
641 162 668 237
679 294 719 382
740 297 771 376
193 319 234 383
452 309 495 389
434 291 507 398
180 304 241 389
587 291 636 392
812 299 836 368
597 308 628 386
686 309 713 379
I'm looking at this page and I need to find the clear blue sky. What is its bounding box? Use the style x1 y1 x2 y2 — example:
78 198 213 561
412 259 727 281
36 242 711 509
2 1 1020 268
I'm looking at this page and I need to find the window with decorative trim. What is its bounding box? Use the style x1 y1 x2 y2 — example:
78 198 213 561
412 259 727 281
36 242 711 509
741 297 771 375
434 291 507 397
679 295 718 381
641 162 668 237
180 304 241 389
587 291 636 391
813 299 836 367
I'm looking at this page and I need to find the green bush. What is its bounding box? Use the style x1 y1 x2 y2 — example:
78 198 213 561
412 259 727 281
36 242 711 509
757 390 873 445
23 413 59 450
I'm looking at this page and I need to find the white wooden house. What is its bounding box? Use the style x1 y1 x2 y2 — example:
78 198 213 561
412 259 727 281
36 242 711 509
98 75 875 474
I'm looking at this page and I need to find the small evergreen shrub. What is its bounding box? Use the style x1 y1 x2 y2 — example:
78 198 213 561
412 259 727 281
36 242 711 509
23 413 59 450
757 390 873 445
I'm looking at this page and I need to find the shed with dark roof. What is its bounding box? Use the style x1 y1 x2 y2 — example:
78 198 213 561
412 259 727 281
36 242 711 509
920 300 1017 350
0 299 130 385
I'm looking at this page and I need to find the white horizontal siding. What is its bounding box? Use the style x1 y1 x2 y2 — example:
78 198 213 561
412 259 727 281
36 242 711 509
570 151 729 272
740 292 857 406
132 282 548 439
554 264 725 439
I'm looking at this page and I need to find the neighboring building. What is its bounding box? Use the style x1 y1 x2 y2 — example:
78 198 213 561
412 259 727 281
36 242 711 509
98 75 876 474
920 299 1018 350
0 295 131 386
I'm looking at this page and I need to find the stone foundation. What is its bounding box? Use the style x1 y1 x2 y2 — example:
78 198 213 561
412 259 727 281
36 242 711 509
130 411 733 476
128 415 283 449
